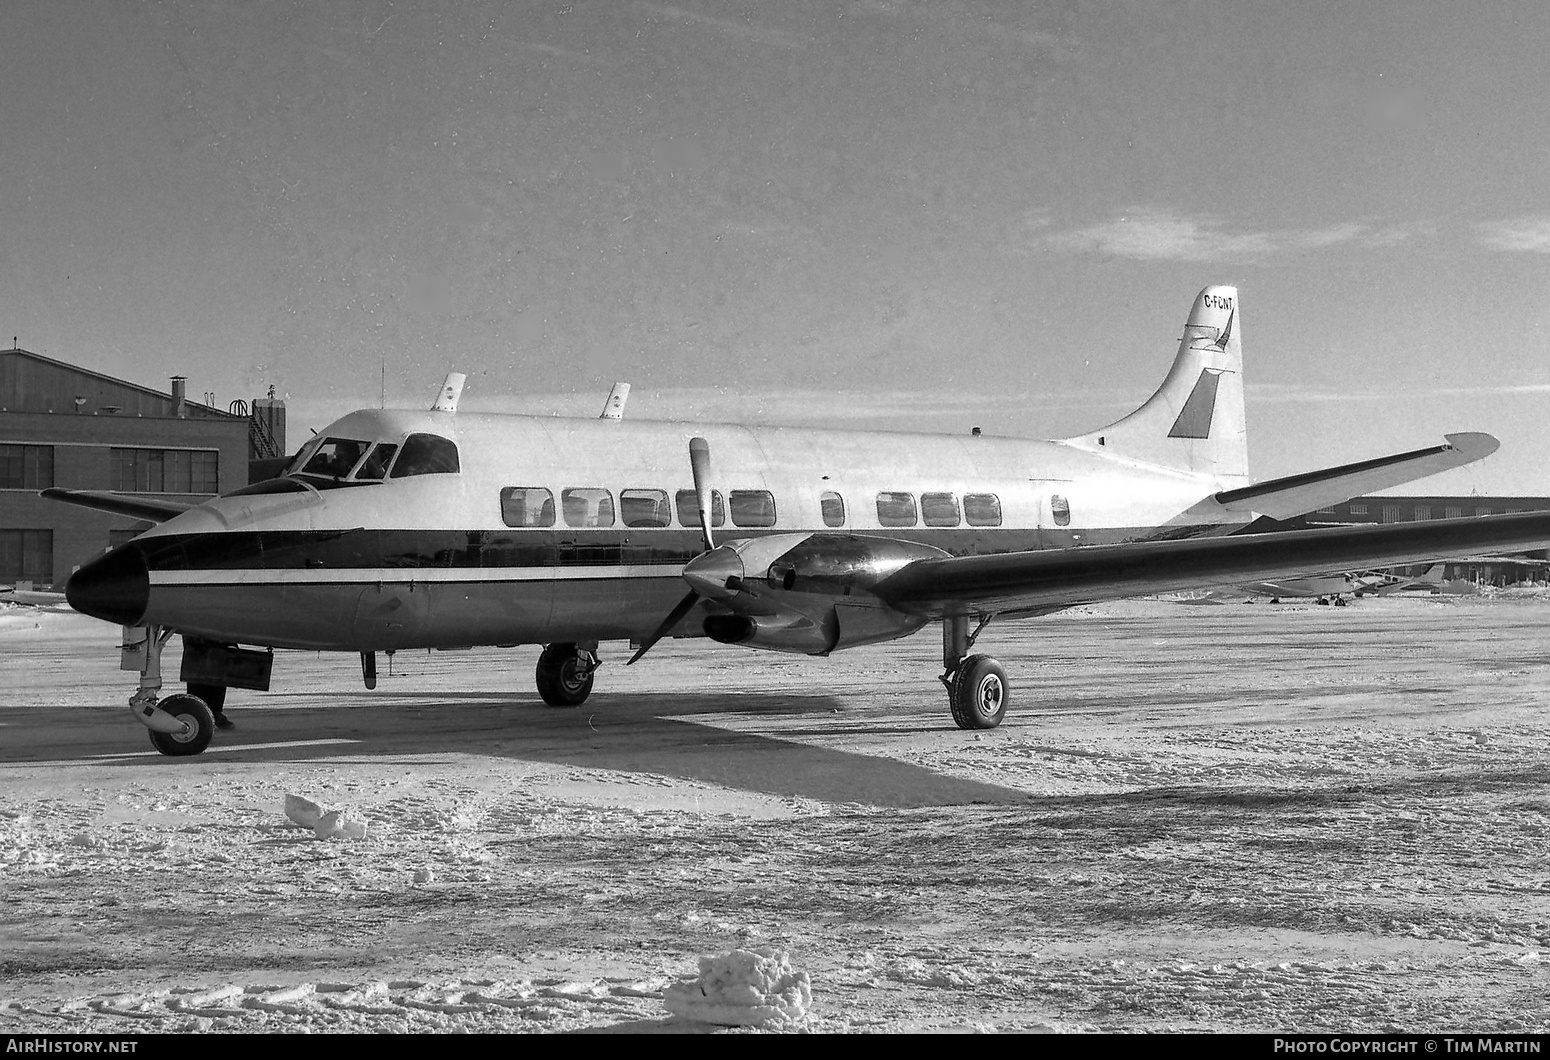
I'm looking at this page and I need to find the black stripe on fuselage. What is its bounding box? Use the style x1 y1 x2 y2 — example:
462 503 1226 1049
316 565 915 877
128 525 1239 573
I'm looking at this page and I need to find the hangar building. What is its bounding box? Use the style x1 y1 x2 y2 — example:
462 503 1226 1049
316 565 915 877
1291 495 1550 586
1 346 285 590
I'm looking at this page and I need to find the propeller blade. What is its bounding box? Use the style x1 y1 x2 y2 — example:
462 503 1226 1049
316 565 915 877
689 436 715 551
626 589 701 665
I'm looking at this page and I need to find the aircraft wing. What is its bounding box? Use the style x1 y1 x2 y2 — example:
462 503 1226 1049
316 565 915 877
1213 433 1497 519
875 510 1550 618
39 488 194 523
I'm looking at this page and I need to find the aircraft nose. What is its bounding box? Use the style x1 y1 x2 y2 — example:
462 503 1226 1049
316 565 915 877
66 545 149 625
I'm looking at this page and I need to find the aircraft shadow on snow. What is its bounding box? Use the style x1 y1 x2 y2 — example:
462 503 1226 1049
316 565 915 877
13 691 1029 810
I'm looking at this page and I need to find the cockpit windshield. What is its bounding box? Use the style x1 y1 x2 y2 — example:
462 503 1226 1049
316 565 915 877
389 433 460 477
299 438 371 479
354 443 398 481
282 432 459 485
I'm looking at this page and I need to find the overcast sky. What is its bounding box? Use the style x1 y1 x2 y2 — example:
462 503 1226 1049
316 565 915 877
4 1 1548 493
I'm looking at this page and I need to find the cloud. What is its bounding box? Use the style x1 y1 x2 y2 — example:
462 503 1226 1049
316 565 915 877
1045 210 1418 262
1249 382 1550 405
1477 216 1550 253
639 3 806 49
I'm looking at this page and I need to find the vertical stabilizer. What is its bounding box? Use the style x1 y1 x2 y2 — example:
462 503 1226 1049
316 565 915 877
1062 285 1248 479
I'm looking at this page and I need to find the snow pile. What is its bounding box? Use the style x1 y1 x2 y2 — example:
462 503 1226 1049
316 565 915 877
283 794 369 840
663 949 811 1026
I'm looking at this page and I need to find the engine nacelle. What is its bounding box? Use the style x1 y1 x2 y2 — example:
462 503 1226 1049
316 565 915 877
695 534 944 655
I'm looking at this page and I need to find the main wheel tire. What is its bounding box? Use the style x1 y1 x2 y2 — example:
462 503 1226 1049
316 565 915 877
536 643 594 707
148 693 216 757
950 654 1008 730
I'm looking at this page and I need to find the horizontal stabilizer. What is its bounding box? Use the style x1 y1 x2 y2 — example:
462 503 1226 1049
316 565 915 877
1214 433 1498 519
876 509 1550 618
39 488 194 524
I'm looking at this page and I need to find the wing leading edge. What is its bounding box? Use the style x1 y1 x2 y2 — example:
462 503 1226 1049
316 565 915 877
876 509 1550 618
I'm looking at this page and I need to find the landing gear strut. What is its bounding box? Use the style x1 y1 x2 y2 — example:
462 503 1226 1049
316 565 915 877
940 614 1007 730
122 624 215 756
536 642 600 707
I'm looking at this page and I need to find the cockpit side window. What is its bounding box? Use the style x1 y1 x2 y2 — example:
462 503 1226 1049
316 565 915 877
388 433 461 478
301 438 371 479
354 443 398 481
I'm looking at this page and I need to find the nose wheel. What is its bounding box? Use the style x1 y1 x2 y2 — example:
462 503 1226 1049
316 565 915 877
146 693 216 756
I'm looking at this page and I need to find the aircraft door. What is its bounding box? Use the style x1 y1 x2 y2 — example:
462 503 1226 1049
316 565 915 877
353 581 431 650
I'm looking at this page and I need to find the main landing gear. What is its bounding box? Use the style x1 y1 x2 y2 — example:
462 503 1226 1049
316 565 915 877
122 625 216 757
536 642 600 707
940 614 1007 730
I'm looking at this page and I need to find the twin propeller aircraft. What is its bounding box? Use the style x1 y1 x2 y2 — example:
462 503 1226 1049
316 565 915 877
48 286 1550 755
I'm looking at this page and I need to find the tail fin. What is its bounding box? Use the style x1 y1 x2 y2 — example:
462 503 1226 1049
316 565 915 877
1063 285 1248 479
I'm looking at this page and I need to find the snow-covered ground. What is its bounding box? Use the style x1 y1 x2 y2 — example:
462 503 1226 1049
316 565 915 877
1 596 1548 1032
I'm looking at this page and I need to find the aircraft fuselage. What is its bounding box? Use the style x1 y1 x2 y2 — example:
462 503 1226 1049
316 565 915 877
68 407 1248 653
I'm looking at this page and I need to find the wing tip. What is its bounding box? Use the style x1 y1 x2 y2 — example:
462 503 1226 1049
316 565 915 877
1443 432 1500 460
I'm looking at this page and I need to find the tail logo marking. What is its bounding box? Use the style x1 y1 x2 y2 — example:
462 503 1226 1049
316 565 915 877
1167 369 1222 439
1214 304 1234 349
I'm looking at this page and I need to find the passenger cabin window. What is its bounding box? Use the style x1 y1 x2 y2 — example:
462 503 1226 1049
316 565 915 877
964 493 1002 527
820 491 845 527
500 487 556 528
302 438 370 479
1050 494 1071 527
562 487 615 528
729 489 777 528
389 433 460 477
674 489 725 528
354 443 398 481
921 492 960 527
876 491 918 528
620 489 671 528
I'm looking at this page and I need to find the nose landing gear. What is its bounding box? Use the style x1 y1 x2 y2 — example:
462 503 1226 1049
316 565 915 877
123 625 215 756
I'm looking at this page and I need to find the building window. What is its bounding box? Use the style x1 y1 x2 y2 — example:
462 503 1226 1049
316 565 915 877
1051 494 1072 527
499 487 555 527
0 445 54 489
963 493 1002 527
0 529 52 585
108 528 149 550
729 489 777 528
1315 506 1336 514
110 448 218 493
875 492 918 528
820 491 845 527
1382 505 1401 523
675 489 726 528
1445 506 1463 519
1476 507 1492 517
1349 503 1368 516
1413 506 1432 521
920 492 960 527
